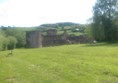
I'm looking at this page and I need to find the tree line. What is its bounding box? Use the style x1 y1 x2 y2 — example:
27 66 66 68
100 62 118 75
0 26 26 51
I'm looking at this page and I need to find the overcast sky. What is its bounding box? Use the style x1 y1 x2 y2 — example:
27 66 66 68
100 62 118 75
0 0 96 27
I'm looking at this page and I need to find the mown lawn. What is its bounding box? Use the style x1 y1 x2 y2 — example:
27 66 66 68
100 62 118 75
0 43 118 83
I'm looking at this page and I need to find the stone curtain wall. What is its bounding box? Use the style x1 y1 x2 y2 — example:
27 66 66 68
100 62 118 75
26 30 94 48
47 29 57 36
43 35 68 47
68 35 94 44
43 29 69 46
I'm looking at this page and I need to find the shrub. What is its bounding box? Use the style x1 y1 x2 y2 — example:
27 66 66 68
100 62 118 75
7 36 17 50
0 35 8 51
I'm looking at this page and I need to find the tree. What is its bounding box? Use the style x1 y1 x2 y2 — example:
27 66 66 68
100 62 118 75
92 0 118 42
85 24 93 38
0 28 18 52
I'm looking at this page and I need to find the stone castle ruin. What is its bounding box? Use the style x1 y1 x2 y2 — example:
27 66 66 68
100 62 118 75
26 29 93 48
26 31 43 48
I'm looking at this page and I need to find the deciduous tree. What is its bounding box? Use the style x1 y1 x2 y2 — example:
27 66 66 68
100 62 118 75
92 0 118 42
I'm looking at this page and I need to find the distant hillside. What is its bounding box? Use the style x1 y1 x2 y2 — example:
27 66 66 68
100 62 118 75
39 22 79 28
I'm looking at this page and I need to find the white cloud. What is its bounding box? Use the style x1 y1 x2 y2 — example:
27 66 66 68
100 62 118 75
0 0 96 27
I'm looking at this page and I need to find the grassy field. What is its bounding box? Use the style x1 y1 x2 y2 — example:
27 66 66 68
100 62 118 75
0 43 118 83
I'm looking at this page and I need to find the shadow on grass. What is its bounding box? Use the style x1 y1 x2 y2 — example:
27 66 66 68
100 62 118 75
84 43 118 47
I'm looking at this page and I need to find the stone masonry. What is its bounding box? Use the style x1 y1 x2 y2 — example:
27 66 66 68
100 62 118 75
26 30 94 48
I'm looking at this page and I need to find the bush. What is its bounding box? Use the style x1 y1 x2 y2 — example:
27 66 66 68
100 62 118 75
7 36 17 50
0 35 8 51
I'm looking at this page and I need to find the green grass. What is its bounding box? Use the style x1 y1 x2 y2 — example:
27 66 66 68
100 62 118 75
68 32 83 36
0 43 118 83
57 30 83 36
